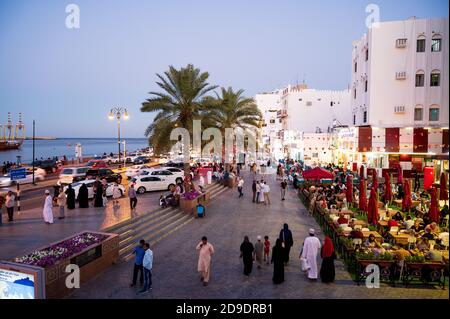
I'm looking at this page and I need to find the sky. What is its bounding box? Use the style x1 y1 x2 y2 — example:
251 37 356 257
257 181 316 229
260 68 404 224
0 0 448 138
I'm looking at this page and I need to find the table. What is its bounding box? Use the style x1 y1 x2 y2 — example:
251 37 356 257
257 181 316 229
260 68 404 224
393 199 421 207
362 231 383 243
388 231 413 246
330 209 354 217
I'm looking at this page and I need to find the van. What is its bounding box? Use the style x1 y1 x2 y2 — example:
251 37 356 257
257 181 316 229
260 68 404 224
58 167 89 185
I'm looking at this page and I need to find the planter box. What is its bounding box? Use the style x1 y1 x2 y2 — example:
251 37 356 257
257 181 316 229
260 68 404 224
11 231 118 299
180 191 211 214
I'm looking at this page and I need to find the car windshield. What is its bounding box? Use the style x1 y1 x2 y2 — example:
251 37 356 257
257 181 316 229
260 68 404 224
61 169 73 174
131 178 137 183
87 161 94 166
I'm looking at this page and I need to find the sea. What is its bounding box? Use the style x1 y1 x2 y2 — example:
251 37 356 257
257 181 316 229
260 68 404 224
0 138 149 164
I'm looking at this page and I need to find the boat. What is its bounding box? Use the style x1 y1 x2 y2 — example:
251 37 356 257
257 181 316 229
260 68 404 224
0 112 25 151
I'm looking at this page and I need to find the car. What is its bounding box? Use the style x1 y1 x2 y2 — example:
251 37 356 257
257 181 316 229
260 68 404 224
140 168 183 184
57 166 90 185
159 167 184 180
165 161 185 169
0 170 45 187
133 156 150 165
86 160 109 168
85 168 123 184
63 180 125 200
31 159 59 173
125 164 152 179
131 175 177 194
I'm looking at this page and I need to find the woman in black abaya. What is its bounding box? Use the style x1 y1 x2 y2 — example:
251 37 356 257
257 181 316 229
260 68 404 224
320 236 336 283
94 181 103 208
240 236 254 276
65 184 76 210
271 238 285 284
78 183 89 208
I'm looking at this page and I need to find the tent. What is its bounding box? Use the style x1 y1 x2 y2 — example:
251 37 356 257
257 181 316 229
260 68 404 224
384 172 392 203
368 186 379 225
358 179 368 212
301 167 334 180
346 175 353 205
402 179 412 212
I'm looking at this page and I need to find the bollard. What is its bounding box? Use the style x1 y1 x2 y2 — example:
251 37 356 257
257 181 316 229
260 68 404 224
16 182 21 214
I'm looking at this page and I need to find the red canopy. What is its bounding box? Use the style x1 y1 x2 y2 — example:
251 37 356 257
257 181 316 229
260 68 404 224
359 179 368 212
368 186 379 225
372 175 378 193
346 175 353 204
384 172 392 203
302 167 334 180
440 173 448 201
429 187 440 223
397 166 403 184
402 179 412 212
359 165 365 180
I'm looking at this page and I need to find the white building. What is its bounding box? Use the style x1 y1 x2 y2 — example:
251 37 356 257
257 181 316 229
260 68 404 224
351 16 449 128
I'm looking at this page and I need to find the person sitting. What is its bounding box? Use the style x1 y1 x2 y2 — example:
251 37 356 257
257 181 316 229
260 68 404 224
364 234 381 248
411 219 424 233
426 249 443 262
350 227 364 240
403 216 414 230
159 195 167 208
411 192 419 201
393 211 403 222
337 215 349 225
440 204 449 221
394 247 411 261
438 228 449 248
421 226 435 240
429 222 440 234
388 218 398 229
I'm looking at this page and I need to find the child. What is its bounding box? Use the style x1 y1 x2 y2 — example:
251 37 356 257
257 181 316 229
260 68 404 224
264 235 270 264
102 190 108 207
159 195 167 208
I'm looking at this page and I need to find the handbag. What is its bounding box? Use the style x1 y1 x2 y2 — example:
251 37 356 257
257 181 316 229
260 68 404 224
300 257 310 272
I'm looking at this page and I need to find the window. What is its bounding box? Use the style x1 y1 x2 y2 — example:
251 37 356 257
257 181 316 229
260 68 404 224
330 101 334 106
365 80 368 92
363 111 367 123
414 107 423 121
354 62 357 73
269 119 275 124
396 38 407 48
429 107 439 121
353 115 356 125
312 153 319 158
415 72 424 87
365 49 369 61
416 39 425 52
431 38 442 52
306 101 312 106
354 89 357 99
430 71 440 86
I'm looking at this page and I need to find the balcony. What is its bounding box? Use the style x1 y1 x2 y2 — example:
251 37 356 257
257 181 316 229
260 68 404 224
394 106 405 114
396 38 407 48
395 72 407 80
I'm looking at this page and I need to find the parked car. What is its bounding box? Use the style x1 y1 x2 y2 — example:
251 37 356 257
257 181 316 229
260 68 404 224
140 168 183 184
86 160 109 168
57 166 89 185
158 167 184 180
31 159 59 173
133 156 151 165
125 164 152 179
0 169 45 187
131 175 176 194
165 161 185 169
63 180 125 200
85 168 123 184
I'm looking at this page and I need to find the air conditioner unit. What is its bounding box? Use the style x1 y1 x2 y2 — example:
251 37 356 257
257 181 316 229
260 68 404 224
394 106 405 114
396 38 407 48
396 72 407 80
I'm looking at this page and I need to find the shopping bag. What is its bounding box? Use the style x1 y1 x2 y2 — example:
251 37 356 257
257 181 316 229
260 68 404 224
300 257 310 272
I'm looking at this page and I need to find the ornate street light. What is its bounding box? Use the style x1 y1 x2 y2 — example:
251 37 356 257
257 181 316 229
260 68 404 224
108 107 128 164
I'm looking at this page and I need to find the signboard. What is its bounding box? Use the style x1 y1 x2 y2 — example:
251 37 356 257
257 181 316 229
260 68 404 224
0 262 45 299
10 168 26 181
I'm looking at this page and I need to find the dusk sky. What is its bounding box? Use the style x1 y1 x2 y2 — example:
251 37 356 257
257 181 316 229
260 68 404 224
0 0 448 138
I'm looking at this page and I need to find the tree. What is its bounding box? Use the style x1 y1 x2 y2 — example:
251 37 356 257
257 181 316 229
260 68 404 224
141 64 217 177
206 87 262 168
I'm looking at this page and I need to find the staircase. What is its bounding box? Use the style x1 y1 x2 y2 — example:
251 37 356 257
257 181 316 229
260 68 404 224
102 182 229 262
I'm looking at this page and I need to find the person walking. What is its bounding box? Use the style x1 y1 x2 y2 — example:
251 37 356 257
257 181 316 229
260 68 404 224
279 223 294 265
78 183 89 208
128 184 138 210
237 177 244 198
196 236 214 286
258 181 265 204
43 190 54 224
65 184 76 210
139 243 153 293
271 238 285 284
252 180 257 203
319 236 336 283
112 182 121 205
300 228 322 280
131 239 145 287
255 181 261 203
5 191 15 222
280 178 287 201
254 236 264 270
93 177 103 208
263 181 271 205
264 235 270 264
57 189 66 219
240 236 254 276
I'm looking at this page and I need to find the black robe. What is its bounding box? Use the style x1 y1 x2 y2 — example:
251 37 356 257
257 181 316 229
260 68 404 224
279 228 294 263
94 182 103 208
320 251 336 283
78 184 89 208
240 241 254 276
65 187 76 210
271 246 285 284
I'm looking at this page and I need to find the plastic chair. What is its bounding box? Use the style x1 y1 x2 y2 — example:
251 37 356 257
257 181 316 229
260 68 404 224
361 228 370 232
407 236 416 250
390 226 399 233
354 225 362 231
353 238 362 247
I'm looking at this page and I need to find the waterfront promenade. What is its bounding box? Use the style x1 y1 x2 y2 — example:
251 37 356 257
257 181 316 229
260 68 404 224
68 171 448 299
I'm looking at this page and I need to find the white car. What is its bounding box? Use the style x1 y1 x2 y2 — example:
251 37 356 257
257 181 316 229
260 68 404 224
131 175 177 194
159 167 184 179
58 166 89 185
63 180 125 200
125 164 152 179
140 168 183 184
0 169 45 187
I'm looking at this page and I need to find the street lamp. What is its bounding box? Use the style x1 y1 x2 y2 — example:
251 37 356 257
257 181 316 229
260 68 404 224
108 107 128 164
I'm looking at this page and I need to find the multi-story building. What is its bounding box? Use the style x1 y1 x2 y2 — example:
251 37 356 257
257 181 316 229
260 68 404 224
337 17 449 182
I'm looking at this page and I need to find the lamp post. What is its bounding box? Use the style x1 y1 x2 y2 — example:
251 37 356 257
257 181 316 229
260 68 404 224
108 107 129 165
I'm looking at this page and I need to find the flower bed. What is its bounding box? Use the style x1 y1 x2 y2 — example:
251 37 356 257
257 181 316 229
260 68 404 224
180 190 211 214
15 232 108 268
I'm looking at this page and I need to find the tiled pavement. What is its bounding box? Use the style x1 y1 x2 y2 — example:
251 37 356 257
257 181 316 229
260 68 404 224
69 170 448 299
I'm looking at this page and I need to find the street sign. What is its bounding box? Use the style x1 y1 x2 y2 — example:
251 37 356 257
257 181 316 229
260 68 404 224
10 168 26 181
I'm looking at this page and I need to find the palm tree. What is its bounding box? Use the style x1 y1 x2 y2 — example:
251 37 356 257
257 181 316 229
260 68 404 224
141 64 217 177
207 87 262 168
